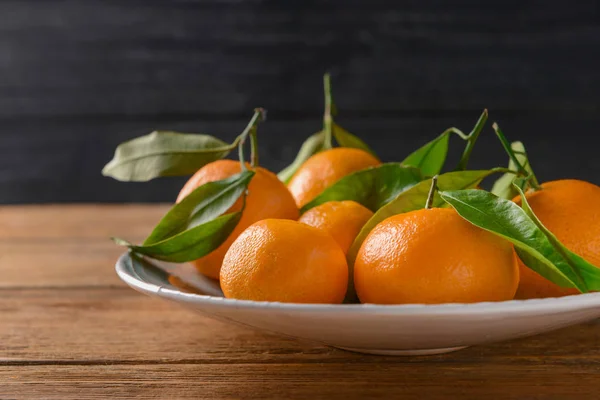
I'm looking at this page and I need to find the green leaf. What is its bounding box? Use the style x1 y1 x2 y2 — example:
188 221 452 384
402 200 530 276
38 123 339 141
102 131 236 182
455 109 488 171
402 110 488 176
115 212 243 263
401 132 450 177
440 186 600 292
113 171 255 263
332 123 377 156
343 169 497 302
143 171 255 245
301 163 422 213
491 141 532 199
277 131 331 183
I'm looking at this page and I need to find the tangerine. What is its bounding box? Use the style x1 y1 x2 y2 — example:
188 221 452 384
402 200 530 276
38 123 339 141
299 200 373 254
287 148 381 208
513 179 600 299
177 160 299 280
354 207 519 304
220 219 348 303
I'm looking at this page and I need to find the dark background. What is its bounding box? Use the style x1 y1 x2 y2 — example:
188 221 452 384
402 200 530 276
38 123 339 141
2 0 599 203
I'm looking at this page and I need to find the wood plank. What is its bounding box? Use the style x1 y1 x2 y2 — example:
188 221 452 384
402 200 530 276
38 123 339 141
2 114 600 203
0 288 335 364
0 205 169 287
0 204 168 239
0 241 125 288
1 1 599 118
2 363 600 399
0 205 172 288
2 288 600 365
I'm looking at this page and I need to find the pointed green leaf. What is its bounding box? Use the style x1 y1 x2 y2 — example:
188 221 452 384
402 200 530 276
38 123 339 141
277 130 331 184
143 171 255 245
491 141 533 199
112 237 133 247
103 131 236 182
117 212 243 263
440 186 600 292
301 163 422 213
332 123 377 156
455 109 488 170
113 171 254 263
401 132 450 177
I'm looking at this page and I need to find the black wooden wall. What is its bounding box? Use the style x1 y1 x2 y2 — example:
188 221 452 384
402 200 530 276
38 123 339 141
2 1 599 203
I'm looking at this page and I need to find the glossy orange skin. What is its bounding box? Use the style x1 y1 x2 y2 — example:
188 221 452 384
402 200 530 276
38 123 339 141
287 148 381 208
354 208 519 304
220 219 348 303
513 179 600 299
299 200 373 254
177 160 299 280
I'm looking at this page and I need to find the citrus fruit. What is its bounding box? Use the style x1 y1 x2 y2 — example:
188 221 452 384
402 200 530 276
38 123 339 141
177 160 299 280
287 147 381 208
354 207 519 304
513 179 600 299
220 219 348 303
298 200 373 254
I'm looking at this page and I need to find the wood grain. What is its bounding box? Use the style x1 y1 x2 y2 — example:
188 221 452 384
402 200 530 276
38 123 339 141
0 288 334 364
0 204 167 287
2 204 600 398
2 363 600 400
0 204 168 240
0 241 125 288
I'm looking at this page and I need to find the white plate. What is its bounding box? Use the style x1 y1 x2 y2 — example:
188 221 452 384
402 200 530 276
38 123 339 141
116 252 600 356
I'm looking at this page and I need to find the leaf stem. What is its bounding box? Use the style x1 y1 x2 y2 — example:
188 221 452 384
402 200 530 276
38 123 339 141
250 130 259 167
443 127 468 140
237 138 246 171
249 108 266 167
456 109 488 171
323 73 335 148
237 108 266 171
425 175 439 210
492 122 541 190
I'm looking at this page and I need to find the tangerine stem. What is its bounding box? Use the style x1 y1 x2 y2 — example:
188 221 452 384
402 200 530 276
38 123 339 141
425 175 439 210
456 109 488 171
323 73 335 149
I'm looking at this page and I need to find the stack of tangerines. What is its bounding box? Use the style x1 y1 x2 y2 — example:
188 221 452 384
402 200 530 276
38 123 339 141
105 76 600 305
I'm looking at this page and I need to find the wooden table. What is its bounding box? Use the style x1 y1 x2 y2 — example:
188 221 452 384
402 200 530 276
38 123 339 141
2 205 600 399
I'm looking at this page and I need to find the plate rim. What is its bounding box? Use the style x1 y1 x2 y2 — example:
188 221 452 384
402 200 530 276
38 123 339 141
116 251 600 316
